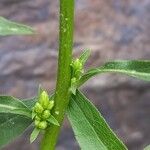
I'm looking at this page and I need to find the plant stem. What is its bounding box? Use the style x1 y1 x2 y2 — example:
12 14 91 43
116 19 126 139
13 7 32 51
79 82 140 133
40 0 74 149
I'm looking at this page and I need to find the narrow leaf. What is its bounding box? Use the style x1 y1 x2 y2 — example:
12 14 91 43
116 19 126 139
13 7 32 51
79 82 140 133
38 85 44 98
30 128 40 143
67 91 127 150
0 96 31 118
0 17 34 36
144 145 150 150
23 97 37 109
47 115 60 126
79 60 150 86
12 108 31 118
79 49 91 65
70 84 77 95
0 113 32 148
32 111 36 119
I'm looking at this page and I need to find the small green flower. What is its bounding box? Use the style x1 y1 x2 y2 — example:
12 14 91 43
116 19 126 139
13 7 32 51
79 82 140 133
39 91 50 109
38 121 48 129
42 110 51 119
34 102 44 114
35 115 41 121
34 119 40 127
71 58 84 80
47 100 54 110
70 58 84 94
71 77 77 84
72 58 83 71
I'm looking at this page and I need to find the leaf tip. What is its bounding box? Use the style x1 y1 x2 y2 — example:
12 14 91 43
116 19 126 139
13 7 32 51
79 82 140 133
30 128 40 143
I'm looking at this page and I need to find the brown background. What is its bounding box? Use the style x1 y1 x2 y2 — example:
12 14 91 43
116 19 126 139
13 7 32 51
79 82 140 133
0 0 150 149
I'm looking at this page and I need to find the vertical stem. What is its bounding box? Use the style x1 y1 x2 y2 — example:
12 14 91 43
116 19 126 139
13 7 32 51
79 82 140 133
40 0 74 149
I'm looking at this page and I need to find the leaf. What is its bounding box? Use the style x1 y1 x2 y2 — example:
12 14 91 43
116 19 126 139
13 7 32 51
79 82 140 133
0 97 37 148
67 90 127 150
32 111 36 119
0 96 31 118
70 84 77 95
23 97 37 109
38 85 45 99
144 145 150 150
0 16 34 36
30 128 40 143
47 115 60 126
0 113 32 148
79 60 150 86
79 49 91 65
0 97 34 147
11 108 31 118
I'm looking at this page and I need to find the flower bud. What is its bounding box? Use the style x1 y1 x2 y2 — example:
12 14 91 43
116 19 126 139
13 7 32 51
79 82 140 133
42 110 51 119
34 119 40 127
35 115 41 121
71 77 77 85
38 121 48 129
75 70 83 79
47 100 54 110
39 91 49 109
73 59 83 71
34 102 44 114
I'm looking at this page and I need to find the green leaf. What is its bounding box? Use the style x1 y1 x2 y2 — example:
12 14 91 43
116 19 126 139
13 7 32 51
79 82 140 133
23 97 37 109
0 17 34 36
67 90 127 150
0 97 34 148
32 111 36 119
79 60 150 86
144 145 150 150
47 115 60 126
0 96 31 118
79 49 91 65
11 108 31 118
30 128 40 143
0 113 32 148
70 84 77 95
38 85 45 99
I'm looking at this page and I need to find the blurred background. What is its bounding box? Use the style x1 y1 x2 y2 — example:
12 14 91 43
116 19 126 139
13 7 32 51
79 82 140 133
0 0 150 149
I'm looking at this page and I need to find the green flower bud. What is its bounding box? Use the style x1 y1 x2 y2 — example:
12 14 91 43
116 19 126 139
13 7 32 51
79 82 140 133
38 121 48 129
47 100 54 110
39 91 50 109
74 70 83 79
42 110 51 119
34 119 40 127
71 77 77 85
35 115 41 121
73 59 83 71
34 102 44 114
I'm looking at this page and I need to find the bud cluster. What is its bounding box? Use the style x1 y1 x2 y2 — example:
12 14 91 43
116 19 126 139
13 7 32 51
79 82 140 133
32 91 54 130
70 59 84 94
71 59 83 79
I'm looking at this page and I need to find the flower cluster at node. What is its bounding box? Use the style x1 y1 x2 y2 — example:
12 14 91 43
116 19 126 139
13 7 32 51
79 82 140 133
70 58 84 94
71 59 83 79
32 90 54 129
30 88 59 143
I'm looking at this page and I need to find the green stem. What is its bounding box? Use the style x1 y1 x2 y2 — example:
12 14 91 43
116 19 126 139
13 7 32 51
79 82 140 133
40 0 74 149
